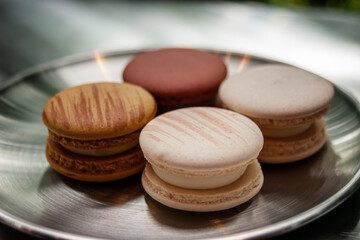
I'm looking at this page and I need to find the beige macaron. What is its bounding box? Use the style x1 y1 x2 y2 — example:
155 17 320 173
139 107 264 211
219 64 334 163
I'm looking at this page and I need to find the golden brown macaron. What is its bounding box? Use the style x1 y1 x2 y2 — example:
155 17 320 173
43 82 157 156
42 82 157 181
46 138 146 182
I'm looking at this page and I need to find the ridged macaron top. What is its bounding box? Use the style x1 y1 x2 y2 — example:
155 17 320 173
139 107 263 174
219 64 334 119
43 82 157 140
122 48 227 100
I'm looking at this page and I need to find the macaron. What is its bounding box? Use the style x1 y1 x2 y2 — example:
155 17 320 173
139 107 264 212
42 82 157 181
219 64 334 163
122 48 227 112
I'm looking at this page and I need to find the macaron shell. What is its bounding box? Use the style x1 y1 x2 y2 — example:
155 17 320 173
219 64 334 119
123 48 227 103
42 82 157 140
139 107 263 174
46 138 146 182
142 161 263 212
259 119 327 163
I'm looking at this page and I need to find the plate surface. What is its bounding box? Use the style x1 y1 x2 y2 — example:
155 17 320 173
0 50 360 240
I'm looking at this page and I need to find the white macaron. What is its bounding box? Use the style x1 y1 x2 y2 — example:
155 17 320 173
140 107 264 212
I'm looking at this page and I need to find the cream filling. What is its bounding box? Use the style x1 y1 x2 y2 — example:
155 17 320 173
152 164 247 190
62 140 138 157
261 124 312 138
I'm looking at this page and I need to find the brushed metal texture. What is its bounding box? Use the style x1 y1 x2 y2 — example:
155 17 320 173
0 50 359 240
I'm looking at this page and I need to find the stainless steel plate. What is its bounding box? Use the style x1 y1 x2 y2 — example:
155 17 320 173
0 50 360 240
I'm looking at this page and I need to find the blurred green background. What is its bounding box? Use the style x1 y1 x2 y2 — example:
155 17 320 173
241 0 360 11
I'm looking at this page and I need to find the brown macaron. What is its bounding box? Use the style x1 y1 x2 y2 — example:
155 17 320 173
123 48 227 113
42 82 157 181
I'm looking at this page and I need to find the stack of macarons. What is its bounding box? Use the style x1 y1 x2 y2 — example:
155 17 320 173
42 48 335 212
42 82 157 182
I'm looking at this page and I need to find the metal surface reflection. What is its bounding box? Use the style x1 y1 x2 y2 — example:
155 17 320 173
0 50 359 240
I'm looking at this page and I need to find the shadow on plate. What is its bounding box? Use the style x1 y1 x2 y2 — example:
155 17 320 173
261 142 342 204
38 167 144 207
144 192 255 229
270 186 360 240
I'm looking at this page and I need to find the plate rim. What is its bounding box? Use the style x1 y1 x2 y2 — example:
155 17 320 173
0 49 360 240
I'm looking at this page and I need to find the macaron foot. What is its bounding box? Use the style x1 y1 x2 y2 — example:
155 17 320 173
142 161 263 212
259 119 327 164
46 138 146 182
